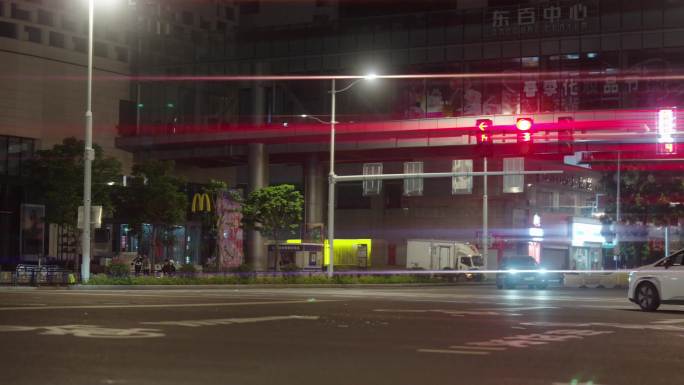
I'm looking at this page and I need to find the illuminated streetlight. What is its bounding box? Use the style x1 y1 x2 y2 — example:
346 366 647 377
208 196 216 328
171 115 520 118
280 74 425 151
327 73 376 278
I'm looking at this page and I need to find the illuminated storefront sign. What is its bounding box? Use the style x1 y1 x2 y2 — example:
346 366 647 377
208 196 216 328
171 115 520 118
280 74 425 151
485 1 598 38
571 221 605 247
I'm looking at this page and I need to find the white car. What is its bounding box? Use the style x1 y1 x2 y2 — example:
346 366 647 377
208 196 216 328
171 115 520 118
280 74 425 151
628 249 684 311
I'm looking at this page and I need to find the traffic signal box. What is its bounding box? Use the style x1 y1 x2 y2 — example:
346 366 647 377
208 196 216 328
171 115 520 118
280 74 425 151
557 116 575 155
475 119 493 156
516 118 534 155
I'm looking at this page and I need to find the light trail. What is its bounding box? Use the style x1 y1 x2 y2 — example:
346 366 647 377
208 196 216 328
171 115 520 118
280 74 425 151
6 72 684 82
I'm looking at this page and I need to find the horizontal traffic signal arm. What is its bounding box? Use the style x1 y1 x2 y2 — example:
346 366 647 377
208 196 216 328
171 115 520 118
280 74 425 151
119 109 671 150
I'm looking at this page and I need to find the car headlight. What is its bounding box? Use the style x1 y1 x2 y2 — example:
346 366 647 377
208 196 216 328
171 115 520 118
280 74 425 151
508 269 517 275
628 271 634 283
539 268 547 274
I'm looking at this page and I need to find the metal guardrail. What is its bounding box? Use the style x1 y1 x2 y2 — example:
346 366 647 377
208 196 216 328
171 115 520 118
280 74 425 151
1 265 76 286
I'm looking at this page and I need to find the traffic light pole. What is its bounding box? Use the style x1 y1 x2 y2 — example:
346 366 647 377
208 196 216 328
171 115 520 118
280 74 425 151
482 157 488 266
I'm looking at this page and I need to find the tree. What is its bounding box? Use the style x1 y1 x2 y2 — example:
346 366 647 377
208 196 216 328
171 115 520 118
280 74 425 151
28 137 122 227
241 184 303 270
603 168 684 266
113 160 186 267
28 138 122 261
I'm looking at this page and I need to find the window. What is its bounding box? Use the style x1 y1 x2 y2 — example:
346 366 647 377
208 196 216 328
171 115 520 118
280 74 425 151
11 4 31 21
657 250 684 266
0 21 17 39
49 31 64 48
73 37 86 53
25 26 41 43
403 161 424 196
37 9 53 26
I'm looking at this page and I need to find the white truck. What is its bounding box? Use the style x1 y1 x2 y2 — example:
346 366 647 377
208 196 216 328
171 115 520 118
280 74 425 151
406 239 485 280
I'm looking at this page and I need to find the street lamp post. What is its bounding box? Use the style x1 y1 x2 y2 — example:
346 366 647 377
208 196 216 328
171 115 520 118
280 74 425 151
327 78 336 278
81 0 95 283
326 74 376 278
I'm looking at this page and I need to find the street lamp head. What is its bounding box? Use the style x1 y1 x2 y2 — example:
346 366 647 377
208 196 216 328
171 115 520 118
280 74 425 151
364 73 378 81
300 114 308 118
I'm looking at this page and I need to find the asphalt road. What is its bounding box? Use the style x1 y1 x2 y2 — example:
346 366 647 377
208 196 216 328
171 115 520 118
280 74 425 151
0 285 682 385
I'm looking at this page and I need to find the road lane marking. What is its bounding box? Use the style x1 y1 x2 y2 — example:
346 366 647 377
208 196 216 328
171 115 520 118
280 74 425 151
651 319 684 324
479 306 558 312
0 299 336 311
552 382 605 385
374 309 504 317
418 329 613 355
448 345 506 351
142 315 319 327
418 349 490 355
522 321 684 332
0 324 164 338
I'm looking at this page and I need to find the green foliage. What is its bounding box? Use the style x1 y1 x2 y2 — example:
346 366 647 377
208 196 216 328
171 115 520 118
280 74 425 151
27 137 122 226
85 273 446 285
241 184 303 269
602 169 684 266
107 262 130 278
604 170 684 225
114 160 187 227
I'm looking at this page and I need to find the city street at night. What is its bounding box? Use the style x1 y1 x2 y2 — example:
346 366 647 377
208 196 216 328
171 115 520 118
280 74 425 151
1 285 682 385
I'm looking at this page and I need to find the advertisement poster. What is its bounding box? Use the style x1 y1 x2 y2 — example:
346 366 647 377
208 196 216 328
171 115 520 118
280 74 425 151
216 191 243 269
20 204 45 262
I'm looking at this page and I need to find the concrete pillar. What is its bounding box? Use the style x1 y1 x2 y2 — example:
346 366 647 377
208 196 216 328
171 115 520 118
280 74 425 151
247 143 268 270
246 64 268 270
304 154 325 241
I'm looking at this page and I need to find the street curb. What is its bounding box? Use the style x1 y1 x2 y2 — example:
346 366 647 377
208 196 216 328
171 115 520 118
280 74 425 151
0 286 38 290
67 282 494 290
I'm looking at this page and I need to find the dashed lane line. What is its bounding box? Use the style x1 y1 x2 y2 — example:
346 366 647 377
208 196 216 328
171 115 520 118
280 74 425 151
448 345 507 351
417 349 490 355
0 299 336 311
651 319 684 324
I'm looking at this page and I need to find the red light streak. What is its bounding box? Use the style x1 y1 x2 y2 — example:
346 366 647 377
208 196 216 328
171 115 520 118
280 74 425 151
7 71 684 83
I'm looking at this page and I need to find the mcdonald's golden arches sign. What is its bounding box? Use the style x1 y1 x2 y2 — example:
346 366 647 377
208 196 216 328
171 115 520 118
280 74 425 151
191 193 212 213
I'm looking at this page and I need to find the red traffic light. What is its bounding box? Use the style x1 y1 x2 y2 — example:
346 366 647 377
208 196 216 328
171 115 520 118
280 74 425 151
516 118 533 131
